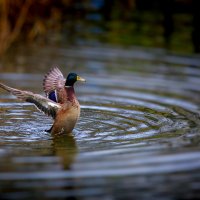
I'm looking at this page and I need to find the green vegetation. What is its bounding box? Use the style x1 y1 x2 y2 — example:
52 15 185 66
0 0 197 55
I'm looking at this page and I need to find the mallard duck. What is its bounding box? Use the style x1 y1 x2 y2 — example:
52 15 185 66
0 67 86 135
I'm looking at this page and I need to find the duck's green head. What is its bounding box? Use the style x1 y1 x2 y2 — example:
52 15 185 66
65 73 86 87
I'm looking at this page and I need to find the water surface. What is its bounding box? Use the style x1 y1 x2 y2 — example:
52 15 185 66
1 45 200 199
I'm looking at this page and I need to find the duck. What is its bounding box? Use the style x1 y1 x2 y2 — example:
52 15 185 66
0 67 86 135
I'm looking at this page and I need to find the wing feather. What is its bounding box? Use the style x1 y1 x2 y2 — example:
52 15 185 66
43 67 65 95
0 83 61 119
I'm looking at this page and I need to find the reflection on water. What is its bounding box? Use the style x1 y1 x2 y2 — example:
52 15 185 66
52 134 77 170
0 45 200 199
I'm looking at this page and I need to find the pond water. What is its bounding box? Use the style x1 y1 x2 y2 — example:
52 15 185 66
0 45 200 199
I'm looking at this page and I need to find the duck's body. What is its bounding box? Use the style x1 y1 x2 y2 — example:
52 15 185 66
0 67 85 135
50 86 80 134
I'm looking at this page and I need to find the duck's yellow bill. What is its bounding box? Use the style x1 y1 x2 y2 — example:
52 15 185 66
77 76 86 82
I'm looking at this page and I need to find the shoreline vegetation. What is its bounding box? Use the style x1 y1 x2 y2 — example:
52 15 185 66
0 0 199 56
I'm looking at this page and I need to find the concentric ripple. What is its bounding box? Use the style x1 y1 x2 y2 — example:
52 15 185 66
75 73 199 149
1 46 200 199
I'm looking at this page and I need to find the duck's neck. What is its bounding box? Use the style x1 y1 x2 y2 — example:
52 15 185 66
65 86 76 102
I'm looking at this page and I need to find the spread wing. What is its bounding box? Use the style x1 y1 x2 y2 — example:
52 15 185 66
0 83 61 119
43 67 66 96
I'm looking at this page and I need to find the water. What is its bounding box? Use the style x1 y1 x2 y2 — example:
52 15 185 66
1 45 200 199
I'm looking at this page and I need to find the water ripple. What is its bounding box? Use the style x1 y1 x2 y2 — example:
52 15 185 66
1 57 200 199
